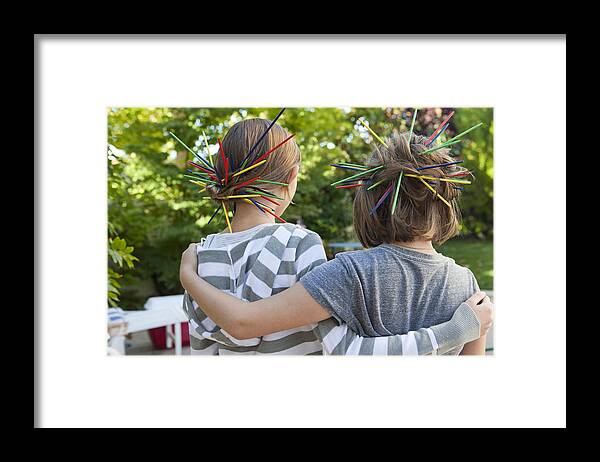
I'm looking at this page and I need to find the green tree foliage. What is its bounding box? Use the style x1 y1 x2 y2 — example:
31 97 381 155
108 107 493 308
107 220 139 306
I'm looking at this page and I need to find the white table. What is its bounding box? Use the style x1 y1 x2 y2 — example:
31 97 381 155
108 295 188 355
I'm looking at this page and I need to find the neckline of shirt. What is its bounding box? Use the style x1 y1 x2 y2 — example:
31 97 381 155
206 223 286 247
379 243 450 264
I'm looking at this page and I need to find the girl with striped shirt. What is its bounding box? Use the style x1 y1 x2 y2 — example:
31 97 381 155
182 118 490 355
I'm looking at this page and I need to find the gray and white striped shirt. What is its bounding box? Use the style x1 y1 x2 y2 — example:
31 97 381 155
183 223 325 355
182 224 481 355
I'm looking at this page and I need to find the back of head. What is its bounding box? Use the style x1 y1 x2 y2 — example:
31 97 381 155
207 118 300 203
353 132 463 247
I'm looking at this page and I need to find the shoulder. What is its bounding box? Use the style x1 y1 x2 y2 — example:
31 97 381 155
288 224 323 241
282 225 324 249
438 253 475 278
296 227 324 247
252 223 319 242
437 254 480 290
196 233 216 249
330 246 380 266
459 265 479 289
293 227 327 266
251 224 325 262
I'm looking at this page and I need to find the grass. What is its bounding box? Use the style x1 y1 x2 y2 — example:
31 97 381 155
437 238 493 290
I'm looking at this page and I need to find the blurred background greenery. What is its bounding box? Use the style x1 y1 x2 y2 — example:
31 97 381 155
108 107 493 308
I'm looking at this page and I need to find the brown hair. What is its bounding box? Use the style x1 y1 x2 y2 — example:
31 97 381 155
207 118 300 204
353 132 463 247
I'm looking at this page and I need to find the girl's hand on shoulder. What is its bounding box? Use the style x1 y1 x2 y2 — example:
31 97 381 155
179 243 199 287
465 291 494 337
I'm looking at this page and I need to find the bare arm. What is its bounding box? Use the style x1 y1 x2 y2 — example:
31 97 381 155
460 335 487 355
182 263 330 339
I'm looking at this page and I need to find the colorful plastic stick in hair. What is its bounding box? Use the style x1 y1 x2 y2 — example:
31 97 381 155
358 118 389 148
193 152 215 172
330 165 384 186
169 131 214 172
330 164 368 172
419 178 452 209
408 108 418 144
246 198 266 214
371 182 394 215
202 131 213 167
343 162 369 168
188 161 217 183
246 186 284 200
184 173 218 184
218 138 228 183
221 202 232 233
223 194 262 199
264 208 287 223
206 206 221 226
188 161 218 180
232 159 267 178
391 172 404 214
189 179 207 187
188 166 213 178
339 162 369 169
185 167 214 177
250 134 296 166
447 170 472 178
425 110 455 146
254 179 289 186
233 176 261 190
419 139 463 156
335 183 363 189
367 178 386 191
251 199 287 223
444 122 484 144
426 122 449 146
168 131 196 155
259 195 281 206
404 173 471 185
417 160 464 171
240 107 286 169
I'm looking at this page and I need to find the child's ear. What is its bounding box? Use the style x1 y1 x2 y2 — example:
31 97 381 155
287 165 299 183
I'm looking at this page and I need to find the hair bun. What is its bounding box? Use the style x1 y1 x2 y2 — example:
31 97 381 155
368 132 461 201
351 130 464 247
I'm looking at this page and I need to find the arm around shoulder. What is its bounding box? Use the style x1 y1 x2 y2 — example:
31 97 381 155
181 263 332 339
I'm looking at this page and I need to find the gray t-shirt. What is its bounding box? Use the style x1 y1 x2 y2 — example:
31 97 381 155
300 243 480 340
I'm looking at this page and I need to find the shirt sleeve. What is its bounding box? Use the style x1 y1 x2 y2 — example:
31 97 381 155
313 302 481 355
182 291 220 354
294 231 327 279
299 255 361 329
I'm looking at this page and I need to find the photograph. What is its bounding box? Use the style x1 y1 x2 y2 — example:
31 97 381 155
36 34 566 428
107 106 494 356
